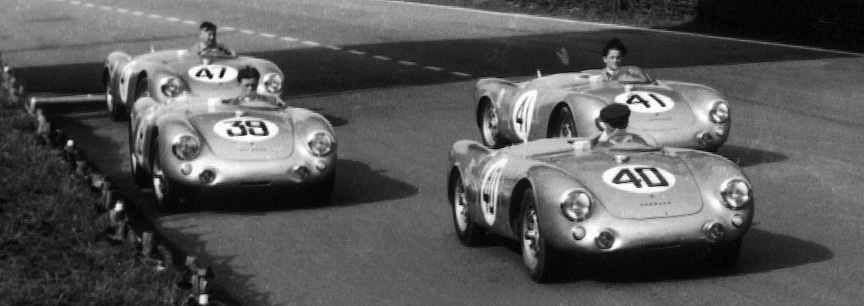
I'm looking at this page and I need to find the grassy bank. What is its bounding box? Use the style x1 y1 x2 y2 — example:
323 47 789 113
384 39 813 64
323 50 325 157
0 107 179 305
403 0 863 52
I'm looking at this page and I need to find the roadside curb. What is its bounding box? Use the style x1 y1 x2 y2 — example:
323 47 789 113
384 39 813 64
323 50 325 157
2 58 236 306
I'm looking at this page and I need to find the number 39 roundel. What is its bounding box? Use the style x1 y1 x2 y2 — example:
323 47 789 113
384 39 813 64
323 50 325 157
602 165 676 193
213 117 279 142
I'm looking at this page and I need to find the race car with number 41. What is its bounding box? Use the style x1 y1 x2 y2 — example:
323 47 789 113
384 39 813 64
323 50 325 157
129 94 336 210
447 137 753 282
473 66 730 151
103 48 283 121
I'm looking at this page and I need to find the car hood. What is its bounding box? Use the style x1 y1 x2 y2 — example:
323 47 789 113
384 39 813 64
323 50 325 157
536 149 704 219
141 50 262 100
583 84 696 130
186 109 295 161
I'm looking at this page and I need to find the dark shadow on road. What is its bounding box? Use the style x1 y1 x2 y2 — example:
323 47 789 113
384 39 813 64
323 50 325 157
716 144 788 168
496 227 832 284
13 28 855 97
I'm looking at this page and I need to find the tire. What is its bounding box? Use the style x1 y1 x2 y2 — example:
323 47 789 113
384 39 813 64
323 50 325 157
135 77 150 100
151 146 181 211
714 238 743 273
479 101 506 148
128 122 151 187
548 106 577 138
449 171 485 246
520 187 562 283
105 78 127 121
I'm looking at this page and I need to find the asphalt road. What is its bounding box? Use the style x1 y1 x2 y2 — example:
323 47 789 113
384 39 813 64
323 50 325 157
3 0 864 305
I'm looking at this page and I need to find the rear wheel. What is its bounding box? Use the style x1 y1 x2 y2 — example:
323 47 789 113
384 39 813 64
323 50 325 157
521 187 562 283
128 122 150 187
450 171 485 246
548 106 577 138
480 101 505 148
105 78 126 121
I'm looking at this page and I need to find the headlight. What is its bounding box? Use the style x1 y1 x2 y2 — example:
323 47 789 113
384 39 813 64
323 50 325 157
709 101 730 124
261 73 283 94
721 179 751 209
307 131 333 157
560 190 591 221
160 77 185 98
172 135 200 160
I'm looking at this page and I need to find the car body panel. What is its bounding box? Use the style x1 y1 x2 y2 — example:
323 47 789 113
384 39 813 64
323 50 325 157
449 137 753 253
130 95 335 196
105 49 283 115
473 67 730 150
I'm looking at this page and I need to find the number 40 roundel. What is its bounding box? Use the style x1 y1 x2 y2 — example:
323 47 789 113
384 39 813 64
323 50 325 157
601 165 676 193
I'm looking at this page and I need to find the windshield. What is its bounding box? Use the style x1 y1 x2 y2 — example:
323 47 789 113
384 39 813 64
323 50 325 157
596 133 661 152
610 66 653 84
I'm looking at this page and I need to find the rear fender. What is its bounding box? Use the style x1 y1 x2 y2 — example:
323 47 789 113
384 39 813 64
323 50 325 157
474 78 517 127
565 95 607 136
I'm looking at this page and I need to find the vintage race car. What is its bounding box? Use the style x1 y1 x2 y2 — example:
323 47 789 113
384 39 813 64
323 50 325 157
473 66 730 151
447 137 753 282
129 95 336 209
103 48 283 120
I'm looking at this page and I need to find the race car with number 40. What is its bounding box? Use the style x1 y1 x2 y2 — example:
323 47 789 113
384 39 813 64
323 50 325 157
447 137 753 282
103 48 283 120
474 66 730 151
129 94 336 210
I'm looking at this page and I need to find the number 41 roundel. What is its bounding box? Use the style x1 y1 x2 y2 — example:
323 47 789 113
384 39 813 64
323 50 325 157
601 165 676 193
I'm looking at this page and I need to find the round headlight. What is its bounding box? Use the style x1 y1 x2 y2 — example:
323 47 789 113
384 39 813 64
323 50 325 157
721 179 751 209
307 132 333 157
262 73 283 94
160 77 184 98
172 135 200 160
560 190 591 221
709 101 730 124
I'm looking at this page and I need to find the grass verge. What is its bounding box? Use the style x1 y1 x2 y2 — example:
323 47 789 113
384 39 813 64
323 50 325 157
0 106 180 305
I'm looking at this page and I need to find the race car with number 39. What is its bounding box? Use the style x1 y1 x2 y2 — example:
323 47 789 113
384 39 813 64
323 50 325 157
129 94 336 210
473 66 730 151
447 136 753 282
103 48 283 121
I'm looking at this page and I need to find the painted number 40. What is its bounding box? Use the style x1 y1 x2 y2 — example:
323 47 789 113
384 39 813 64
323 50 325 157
613 167 669 188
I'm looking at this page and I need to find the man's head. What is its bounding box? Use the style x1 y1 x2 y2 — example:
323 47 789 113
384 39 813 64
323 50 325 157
602 38 627 73
599 104 631 130
237 66 261 94
199 21 218 47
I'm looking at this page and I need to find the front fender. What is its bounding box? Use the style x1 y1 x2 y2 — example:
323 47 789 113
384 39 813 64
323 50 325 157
526 165 600 249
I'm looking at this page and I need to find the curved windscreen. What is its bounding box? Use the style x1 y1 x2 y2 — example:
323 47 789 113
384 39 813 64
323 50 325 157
610 66 654 84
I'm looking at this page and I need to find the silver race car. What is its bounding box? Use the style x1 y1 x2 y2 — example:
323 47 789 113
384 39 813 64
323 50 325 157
103 48 283 120
447 137 753 282
473 66 730 151
129 95 336 210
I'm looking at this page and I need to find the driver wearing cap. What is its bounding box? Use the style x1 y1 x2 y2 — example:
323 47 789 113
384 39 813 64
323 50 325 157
590 104 648 146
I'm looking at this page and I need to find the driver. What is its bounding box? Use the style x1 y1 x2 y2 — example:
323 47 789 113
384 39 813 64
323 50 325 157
223 66 286 108
580 38 628 81
590 104 648 146
192 21 237 57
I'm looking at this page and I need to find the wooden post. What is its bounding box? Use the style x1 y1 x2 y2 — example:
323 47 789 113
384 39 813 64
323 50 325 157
141 231 154 258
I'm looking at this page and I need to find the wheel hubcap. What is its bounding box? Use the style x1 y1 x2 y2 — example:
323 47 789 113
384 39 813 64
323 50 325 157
105 86 114 112
454 182 468 232
523 208 540 268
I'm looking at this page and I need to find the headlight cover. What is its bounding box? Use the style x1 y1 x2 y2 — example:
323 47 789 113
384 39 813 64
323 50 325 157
261 73 283 94
159 77 185 98
709 101 730 124
172 135 201 160
560 190 591 221
307 131 334 157
721 179 751 209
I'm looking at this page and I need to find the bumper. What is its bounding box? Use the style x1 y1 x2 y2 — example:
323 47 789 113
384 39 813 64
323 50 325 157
541 204 752 253
161 153 336 191
633 121 729 150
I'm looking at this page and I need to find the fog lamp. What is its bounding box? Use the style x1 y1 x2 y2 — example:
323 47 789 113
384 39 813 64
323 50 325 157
731 214 744 227
571 226 586 240
596 231 615 249
294 165 310 179
704 222 725 242
180 163 192 176
314 159 327 171
199 170 215 184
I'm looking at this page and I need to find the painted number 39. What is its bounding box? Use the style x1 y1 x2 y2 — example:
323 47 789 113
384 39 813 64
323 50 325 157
225 120 269 137
602 165 676 193
512 90 538 141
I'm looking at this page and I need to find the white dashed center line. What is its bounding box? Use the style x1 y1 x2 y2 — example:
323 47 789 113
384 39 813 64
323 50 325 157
59 1 475 78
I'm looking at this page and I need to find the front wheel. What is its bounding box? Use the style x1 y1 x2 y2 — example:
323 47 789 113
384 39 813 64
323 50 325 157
151 152 181 211
450 171 485 246
480 101 506 148
521 187 562 283
548 106 577 138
